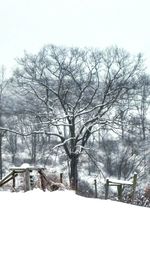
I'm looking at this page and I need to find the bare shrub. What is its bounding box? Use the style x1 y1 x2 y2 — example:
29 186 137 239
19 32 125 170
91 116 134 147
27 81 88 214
76 180 95 198
144 185 150 199
46 172 60 183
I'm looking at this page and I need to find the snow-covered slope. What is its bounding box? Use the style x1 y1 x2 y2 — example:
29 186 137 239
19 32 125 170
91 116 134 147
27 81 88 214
0 189 149 267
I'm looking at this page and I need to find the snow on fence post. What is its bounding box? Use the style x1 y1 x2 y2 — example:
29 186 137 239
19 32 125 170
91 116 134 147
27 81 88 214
94 179 98 198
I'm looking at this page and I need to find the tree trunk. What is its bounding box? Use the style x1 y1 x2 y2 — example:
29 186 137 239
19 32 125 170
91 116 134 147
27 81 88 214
69 154 78 190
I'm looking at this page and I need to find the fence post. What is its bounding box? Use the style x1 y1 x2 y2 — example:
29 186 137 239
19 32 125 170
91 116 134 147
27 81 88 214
40 175 46 191
131 172 137 203
94 179 97 198
105 179 109 199
24 169 30 192
12 171 16 190
117 184 123 201
60 173 63 183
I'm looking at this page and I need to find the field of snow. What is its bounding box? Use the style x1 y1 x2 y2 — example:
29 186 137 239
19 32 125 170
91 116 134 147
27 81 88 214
0 189 149 267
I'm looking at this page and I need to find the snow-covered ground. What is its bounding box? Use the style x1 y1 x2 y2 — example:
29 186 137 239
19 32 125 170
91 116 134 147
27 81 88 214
0 189 149 267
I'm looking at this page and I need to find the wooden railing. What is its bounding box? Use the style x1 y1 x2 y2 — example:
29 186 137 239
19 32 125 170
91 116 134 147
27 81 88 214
105 173 137 201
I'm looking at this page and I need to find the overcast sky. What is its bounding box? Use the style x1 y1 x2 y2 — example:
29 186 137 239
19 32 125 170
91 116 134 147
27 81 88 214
1 0 150 75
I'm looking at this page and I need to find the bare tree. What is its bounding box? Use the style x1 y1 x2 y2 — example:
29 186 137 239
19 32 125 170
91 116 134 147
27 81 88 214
13 45 144 189
134 74 150 141
0 66 9 179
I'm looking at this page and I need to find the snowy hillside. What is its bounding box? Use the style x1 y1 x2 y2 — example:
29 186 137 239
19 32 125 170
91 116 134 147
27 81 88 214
0 190 149 267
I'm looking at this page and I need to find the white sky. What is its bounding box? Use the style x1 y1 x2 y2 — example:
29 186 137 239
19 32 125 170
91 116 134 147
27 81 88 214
1 0 150 75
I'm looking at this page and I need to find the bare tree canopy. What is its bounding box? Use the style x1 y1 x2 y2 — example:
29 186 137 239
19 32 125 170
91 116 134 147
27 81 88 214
13 45 144 188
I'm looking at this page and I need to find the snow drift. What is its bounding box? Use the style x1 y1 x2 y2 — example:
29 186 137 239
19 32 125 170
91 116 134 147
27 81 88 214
0 189 149 267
